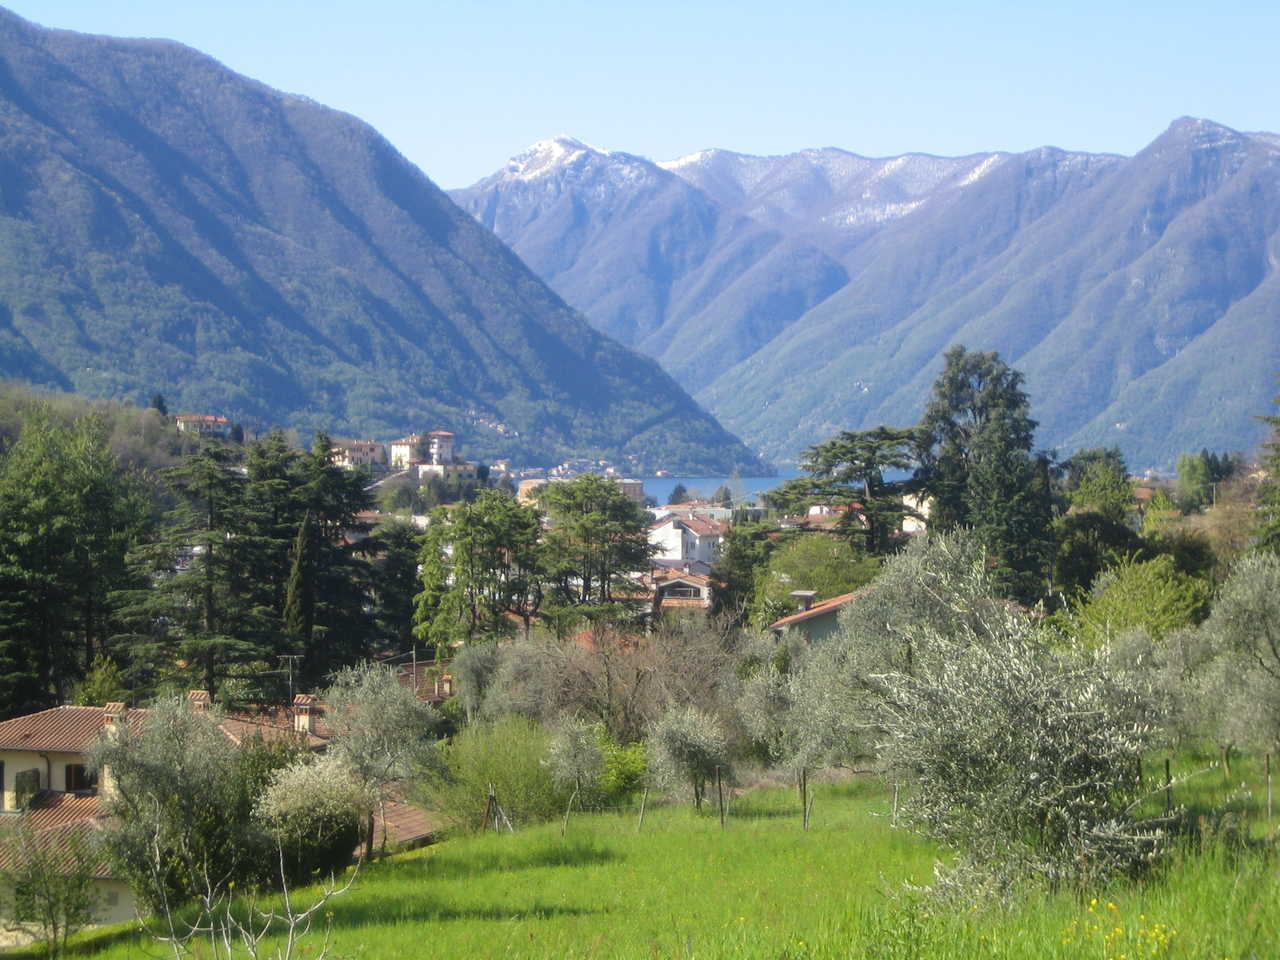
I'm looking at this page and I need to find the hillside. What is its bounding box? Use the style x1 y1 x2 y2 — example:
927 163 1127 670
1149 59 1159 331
456 121 1280 468
0 10 765 473
47 781 1280 960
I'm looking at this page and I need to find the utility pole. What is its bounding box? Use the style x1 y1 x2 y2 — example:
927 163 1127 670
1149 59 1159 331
277 654 303 701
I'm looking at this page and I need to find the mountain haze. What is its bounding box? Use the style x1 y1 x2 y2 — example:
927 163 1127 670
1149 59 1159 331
0 9 765 473
456 121 1280 468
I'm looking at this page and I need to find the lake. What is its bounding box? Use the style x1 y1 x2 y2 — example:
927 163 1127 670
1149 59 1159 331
639 470 801 506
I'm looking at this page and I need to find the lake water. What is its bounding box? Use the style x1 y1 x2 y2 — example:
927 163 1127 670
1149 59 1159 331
640 470 801 506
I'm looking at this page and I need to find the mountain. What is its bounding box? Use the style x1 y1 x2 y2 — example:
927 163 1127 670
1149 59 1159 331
451 138 850 389
0 10 765 475
455 121 1280 469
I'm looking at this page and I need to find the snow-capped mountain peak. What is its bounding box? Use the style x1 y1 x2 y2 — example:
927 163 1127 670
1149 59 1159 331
504 135 608 181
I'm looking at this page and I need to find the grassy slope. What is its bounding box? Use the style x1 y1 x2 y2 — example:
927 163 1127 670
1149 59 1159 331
30 769 1280 959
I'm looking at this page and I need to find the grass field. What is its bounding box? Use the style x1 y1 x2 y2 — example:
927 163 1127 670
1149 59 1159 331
20 764 1280 960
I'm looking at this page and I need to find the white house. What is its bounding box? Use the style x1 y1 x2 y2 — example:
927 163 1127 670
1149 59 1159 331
388 434 421 469
648 515 725 565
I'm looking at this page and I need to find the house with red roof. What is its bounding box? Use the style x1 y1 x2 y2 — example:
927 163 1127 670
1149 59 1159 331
767 588 869 645
0 685 440 940
649 514 726 565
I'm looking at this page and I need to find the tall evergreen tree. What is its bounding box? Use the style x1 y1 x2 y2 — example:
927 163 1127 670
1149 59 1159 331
413 489 543 650
799 425 919 554
0 409 152 714
295 433 375 681
283 511 315 646
916 346 1051 602
538 474 653 610
116 443 268 696
1258 380 1280 553
368 520 424 650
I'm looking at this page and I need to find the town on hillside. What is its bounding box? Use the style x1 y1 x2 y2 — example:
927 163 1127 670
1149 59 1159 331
1 350 1278 952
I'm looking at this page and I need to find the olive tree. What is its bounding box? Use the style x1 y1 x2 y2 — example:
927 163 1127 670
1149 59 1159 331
547 718 605 827
1193 551 1280 749
0 819 100 957
90 697 270 915
90 697 355 960
321 664 441 857
648 705 730 812
877 622 1166 894
547 717 604 799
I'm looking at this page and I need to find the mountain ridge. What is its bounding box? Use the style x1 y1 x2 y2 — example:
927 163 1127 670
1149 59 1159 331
453 118 1280 468
0 7 766 474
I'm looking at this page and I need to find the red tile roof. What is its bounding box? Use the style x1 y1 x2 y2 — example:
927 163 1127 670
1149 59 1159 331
219 713 326 750
0 703 322 754
0 794 114 879
26 792 105 831
653 570 711 587
768 588 870 630
0 706 146 752
680 516 725 537
373 785 440 849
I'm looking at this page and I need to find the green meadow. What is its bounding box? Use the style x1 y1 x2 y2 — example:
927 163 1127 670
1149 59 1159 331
29 764 1280 960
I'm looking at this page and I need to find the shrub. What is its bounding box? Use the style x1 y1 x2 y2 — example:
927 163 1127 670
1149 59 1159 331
599 735 647 805
256 753 374 882
1074 554 1211 645
418 717 565 831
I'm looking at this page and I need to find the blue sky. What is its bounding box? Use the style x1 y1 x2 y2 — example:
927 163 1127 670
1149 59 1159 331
10 1 1279 188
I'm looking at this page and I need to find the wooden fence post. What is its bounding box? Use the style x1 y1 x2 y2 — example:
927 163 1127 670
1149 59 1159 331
1165 758 1173 813
716 766 726 830
1267 753 1273 821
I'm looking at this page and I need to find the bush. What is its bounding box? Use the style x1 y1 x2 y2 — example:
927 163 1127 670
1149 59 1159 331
256 753 374 882
418 717 566 831
1074 554 1211 645
599 734 647 805
878 624 1166 893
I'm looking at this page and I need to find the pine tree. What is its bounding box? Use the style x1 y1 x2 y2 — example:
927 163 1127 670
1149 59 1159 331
916 346 1051 602
0 409 152 713
116 443 267 696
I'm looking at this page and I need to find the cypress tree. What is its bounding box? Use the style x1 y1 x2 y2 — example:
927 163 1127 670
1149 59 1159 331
284 511 314 645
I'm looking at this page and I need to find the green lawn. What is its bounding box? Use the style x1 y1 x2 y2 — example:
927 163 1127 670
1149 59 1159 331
23 769 1280 959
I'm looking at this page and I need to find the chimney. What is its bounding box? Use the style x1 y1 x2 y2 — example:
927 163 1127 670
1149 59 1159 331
293 693 316 735
100 702 128 802
103 702 126 732
187 690 211 712
790 590 818 612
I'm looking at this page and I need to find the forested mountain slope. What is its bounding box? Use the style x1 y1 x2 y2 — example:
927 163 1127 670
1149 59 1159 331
457 120 1280 468
0 9 764 473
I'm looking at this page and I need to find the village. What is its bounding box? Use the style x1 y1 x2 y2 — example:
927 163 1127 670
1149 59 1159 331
1 358 1277 956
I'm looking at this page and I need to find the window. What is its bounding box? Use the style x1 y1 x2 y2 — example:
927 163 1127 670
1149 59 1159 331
14 882 37 922
663 585 702 599
65 764 97 793
14 768 39 808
